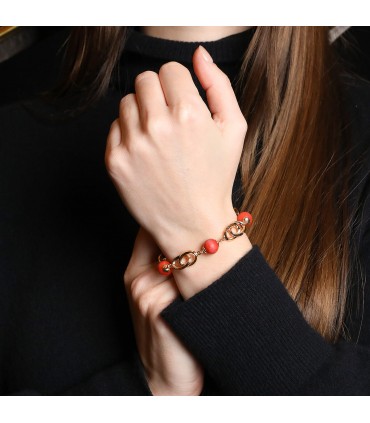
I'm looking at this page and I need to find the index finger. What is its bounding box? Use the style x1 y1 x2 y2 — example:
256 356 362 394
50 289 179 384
192 46 245 126
125 227 159 282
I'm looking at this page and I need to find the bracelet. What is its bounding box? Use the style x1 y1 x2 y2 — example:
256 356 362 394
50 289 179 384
157 210 253 276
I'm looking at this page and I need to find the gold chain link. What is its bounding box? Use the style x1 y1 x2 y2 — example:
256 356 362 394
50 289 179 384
158 210 251 273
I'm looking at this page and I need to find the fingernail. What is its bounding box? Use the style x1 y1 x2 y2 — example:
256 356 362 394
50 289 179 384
199 45 213 63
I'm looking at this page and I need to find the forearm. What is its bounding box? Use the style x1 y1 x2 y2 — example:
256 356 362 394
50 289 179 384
160 247 336 395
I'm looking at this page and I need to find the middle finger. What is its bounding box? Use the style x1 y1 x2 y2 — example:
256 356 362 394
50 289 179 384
158 61 200 108
135 70 168 124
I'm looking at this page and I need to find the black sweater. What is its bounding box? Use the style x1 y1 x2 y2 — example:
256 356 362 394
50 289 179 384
1 27 370 395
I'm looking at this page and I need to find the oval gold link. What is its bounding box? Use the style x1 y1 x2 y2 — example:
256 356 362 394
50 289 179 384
157 211 252 275
171 251 198 270
224 221 245 240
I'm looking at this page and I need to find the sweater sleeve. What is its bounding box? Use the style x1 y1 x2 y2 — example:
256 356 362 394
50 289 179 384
160 104 370 395
160 243 370 395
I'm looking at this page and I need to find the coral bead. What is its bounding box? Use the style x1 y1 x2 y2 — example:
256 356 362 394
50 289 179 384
203 239 219 254
237 211 253 227
157 261 172 276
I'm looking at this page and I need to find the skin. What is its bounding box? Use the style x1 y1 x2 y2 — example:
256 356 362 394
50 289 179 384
141 26 250 42
106 31 253 395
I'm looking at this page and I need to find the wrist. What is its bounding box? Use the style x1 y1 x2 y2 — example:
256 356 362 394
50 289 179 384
156 207 238 260
154 207 253 300
171 233 252 300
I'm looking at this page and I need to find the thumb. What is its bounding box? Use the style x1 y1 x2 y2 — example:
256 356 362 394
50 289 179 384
192 45 244 129
126 227 159 281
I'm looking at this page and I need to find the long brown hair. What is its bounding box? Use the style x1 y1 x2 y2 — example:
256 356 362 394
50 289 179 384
60 26 352 342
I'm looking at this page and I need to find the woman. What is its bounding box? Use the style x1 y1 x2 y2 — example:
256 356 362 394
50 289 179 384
1 26 370 395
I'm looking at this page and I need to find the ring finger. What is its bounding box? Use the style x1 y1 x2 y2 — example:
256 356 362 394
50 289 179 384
135 71 168 127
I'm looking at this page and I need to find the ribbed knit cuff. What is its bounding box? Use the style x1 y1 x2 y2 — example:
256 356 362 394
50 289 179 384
160 246 333 395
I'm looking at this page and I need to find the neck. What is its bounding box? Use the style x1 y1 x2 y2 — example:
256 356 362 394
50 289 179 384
140 26 250 42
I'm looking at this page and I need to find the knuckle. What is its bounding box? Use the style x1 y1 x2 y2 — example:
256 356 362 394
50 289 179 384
119 94 135 115
238 115 248 133
143 115 166 135
126 137 148 158
109 119 118 131
228 114 248 136
221 72 232 87
105 148 122 173
135 70 158 85
120 93 134 107
123 267 133 287
147 303 161 320
159 61 188 77
107 119 120 140
173 99 197 124
129 275 146 300
133 278 166 319
137 292 153 317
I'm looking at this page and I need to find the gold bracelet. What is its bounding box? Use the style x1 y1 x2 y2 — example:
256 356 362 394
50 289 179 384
157 210 253 275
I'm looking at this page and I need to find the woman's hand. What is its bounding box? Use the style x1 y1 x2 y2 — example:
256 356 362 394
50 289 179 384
124 227 204 395
105 46 248 261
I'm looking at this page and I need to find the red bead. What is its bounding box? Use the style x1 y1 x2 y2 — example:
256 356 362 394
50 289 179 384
237 211 253 227
157 261 172 276
203 239 219 254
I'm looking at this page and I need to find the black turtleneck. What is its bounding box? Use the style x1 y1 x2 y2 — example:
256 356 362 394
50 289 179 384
1 27 370 395
120 28 254 106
